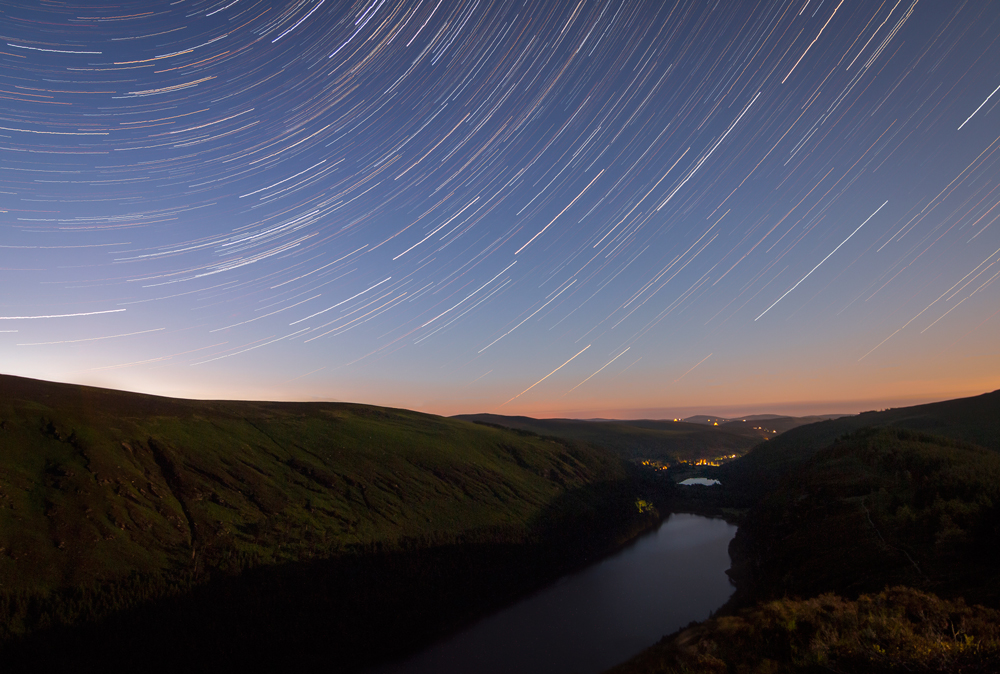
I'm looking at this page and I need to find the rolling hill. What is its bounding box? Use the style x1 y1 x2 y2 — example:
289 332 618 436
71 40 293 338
715 388 1000 506
454 413 761 464
0 374 658 670
719 414 849 440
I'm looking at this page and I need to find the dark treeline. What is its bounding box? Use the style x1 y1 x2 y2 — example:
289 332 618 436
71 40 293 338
727 427 1000 607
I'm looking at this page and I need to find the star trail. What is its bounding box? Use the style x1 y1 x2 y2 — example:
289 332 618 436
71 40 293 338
1 0 998 416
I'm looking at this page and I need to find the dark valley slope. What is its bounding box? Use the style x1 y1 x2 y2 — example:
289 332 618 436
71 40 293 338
715 388 1000 507
0 374 661 671
609 389 1000 673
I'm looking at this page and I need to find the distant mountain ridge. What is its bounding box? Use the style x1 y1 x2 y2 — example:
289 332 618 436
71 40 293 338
454 413 762 464
457 412 854 458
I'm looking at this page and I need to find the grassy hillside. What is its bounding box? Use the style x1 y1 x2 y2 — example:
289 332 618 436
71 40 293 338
0 374 657 669
608 390 1000 673
715 389 1000 506
455 413 760 464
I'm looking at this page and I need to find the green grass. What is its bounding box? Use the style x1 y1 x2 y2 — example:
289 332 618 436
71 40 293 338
0 373 650 657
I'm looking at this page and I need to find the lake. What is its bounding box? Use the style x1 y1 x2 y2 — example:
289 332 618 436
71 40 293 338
679 477 721 486
367 513 737 674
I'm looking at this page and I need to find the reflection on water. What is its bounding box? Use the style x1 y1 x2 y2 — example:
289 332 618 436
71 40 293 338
368 513 737 674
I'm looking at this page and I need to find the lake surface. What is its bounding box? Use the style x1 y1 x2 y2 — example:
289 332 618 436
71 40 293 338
368 513 737 674
679 477 721 486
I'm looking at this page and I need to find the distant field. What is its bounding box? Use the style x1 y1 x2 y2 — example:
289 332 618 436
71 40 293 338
455 413 761 464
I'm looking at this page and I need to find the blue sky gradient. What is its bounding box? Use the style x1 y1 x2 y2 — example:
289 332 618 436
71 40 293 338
2 0 999 417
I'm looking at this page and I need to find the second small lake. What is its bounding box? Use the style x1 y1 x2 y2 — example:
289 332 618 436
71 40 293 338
368 512 737 674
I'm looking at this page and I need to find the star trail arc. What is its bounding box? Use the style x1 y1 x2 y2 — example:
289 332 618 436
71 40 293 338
0 0 998 414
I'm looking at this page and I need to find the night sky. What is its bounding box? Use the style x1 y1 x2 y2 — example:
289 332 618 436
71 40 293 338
2 0 999 417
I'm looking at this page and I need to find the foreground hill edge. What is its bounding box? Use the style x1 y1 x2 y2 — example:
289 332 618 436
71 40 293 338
0 374 667 670
608 388 1000 673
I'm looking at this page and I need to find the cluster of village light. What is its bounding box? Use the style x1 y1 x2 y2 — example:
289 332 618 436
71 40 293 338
640 453 740 470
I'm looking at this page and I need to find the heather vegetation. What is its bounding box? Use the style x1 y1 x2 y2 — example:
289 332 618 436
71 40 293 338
607 587 1000 674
